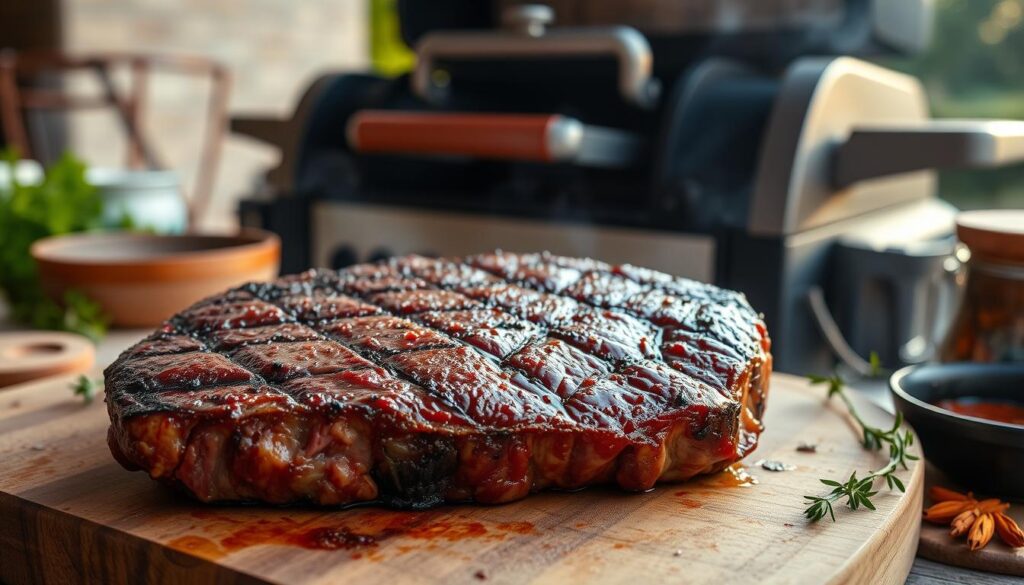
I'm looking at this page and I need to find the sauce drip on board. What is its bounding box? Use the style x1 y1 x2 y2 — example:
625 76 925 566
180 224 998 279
935 398 1024 426
693 464 758 488
167 511 536 560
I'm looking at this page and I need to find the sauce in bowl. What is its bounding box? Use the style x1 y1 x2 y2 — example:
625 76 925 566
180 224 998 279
934 398 1024 426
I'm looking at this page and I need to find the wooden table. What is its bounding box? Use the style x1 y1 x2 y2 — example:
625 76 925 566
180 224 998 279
1 323 1018 584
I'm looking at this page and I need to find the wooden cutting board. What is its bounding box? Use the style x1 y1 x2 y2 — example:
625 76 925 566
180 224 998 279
0 332 95 388
0 372 923 585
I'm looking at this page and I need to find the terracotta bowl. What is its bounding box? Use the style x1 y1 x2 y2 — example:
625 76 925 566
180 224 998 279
31 230 280 328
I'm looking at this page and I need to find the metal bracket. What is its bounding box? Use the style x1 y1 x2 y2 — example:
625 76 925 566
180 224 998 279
411 4 659 109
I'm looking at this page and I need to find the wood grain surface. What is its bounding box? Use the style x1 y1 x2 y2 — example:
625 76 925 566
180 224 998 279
0 372 923 585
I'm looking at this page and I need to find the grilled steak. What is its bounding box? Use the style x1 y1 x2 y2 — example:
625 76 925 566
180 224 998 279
105 252 771 508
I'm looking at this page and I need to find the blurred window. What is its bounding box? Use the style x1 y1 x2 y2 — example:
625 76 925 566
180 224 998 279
885 0 1024 210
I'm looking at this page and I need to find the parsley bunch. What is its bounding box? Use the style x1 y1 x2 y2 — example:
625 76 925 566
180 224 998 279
0 151 110 341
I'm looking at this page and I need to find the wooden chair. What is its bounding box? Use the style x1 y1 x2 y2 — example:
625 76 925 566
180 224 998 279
0 51 231 225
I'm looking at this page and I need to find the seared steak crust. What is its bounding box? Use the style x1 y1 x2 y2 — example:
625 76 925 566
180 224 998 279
105 252 771 508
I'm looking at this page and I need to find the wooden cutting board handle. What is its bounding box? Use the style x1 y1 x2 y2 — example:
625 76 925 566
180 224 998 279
0 331 95 388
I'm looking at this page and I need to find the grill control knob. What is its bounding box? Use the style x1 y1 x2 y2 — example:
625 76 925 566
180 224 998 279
502 4 554 36
367 247 394 264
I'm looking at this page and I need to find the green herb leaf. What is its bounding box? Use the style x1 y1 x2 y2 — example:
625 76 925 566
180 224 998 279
70 375 101 404
890 475 906 492
0 151 111 341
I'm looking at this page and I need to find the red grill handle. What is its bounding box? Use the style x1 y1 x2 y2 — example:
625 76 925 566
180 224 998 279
347 111 565 162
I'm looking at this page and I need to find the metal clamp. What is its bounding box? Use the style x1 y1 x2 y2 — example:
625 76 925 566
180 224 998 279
806 244 966 373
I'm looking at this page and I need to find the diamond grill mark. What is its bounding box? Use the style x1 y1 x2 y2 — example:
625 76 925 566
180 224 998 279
114 253 764 432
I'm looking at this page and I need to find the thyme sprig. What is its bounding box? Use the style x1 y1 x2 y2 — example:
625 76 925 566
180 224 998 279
803 371 918 522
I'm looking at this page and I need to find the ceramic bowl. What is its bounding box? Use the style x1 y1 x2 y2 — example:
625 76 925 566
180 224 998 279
87 168 188 234
1 164 188 234
31 230 280 328
890 363 1024 497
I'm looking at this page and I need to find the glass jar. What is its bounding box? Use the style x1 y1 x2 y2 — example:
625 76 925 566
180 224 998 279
941 210 1024 363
